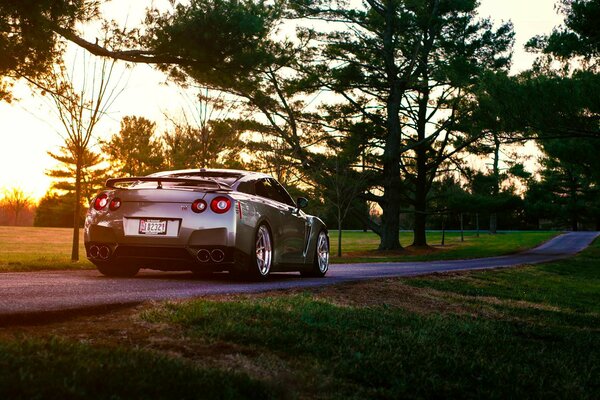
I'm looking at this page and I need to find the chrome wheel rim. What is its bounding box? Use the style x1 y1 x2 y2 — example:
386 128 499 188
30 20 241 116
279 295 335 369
255 225 272 276
317 232 329 273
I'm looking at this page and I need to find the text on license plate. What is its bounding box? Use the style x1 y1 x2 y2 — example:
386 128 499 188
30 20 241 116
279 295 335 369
139 219 167 235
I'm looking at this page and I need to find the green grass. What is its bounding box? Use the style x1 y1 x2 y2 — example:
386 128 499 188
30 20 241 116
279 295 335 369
0 226 557 271
0 227 92 271
0 338 278 399
406 237 600 315
142 239 600 399
330 230 558 263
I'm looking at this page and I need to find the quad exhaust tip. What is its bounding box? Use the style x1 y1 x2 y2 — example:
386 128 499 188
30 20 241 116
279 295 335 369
196 249 225 263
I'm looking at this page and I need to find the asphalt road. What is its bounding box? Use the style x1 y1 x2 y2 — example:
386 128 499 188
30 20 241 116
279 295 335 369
0 231 597 321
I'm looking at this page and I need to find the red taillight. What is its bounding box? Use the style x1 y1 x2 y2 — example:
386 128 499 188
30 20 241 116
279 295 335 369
191 199 207 213
210 196 231 214
109 198 121 211
93 193 109 211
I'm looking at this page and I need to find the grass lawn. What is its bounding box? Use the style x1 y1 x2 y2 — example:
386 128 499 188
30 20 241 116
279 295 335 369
1 238 597 398
0 227 92 272
329 230 557 262
0 226 557 272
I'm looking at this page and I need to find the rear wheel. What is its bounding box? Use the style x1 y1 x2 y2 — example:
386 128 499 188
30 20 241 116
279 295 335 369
96 262 139 277
246 224 273 280
301 230 329 278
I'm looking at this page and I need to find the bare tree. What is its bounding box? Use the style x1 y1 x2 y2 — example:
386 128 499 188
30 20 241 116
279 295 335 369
2 188 33 225
163 88 246 169
39 51 126 261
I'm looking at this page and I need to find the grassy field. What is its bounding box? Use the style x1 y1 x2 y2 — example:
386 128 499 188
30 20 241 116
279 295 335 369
0 227 92 272
0 226 557 272
1 237 597 398
329 230 558 262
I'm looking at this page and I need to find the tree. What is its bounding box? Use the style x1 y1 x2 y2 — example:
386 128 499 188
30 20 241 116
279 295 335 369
46 145 107 202
53 0 326 189
0 0 97 102
1 188 34 225
528 0 600 67
38 52 125 262
290 0 513 248
34 192 81 228
102 116 164 176
162 89 247 169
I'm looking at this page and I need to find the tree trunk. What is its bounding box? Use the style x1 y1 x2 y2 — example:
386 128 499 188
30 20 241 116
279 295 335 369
489 213 497 235
337 207 342 257
441 216 446 246
489 134 500 234
379 200 401 250
377 6 403 251
71 154 82 262
412 69 429 247
476 212 480 238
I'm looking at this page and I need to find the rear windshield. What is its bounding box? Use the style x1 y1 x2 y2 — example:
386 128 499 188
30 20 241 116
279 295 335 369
163 172 243 187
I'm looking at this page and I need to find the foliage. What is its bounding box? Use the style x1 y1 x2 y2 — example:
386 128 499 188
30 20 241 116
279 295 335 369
289 0 514 248
526 138 600 230
0 0 98 101
162 89 249 170
527 0 600 67
33 193 83 228
102 115 164 176
46 145 107 201
35 0 600 238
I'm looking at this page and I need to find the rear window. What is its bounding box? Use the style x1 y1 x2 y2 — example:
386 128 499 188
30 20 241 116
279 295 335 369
164 172 243 187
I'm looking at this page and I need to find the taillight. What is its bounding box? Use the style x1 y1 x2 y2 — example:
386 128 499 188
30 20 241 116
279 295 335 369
210 196 231 214
191 199 207 213
109 198 121 211
93 193 109 211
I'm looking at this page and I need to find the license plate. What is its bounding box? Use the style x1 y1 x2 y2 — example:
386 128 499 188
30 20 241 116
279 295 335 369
139 219 167 235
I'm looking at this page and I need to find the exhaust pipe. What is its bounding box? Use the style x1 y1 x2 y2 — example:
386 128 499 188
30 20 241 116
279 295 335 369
89 245 100 259
210 249 225 263
98 246 111 260
197 249 211 263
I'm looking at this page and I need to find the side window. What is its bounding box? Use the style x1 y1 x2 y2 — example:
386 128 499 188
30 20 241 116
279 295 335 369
255 178 295 206
237 180 256 195
269 179 296 207
255 179 270 199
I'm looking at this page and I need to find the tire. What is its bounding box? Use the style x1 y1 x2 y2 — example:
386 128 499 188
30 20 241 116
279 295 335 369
96 262 140 277
246 223 273 280
301 230 329 278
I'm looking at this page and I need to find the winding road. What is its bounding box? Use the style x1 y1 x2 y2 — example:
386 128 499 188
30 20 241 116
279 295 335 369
0 231 597 321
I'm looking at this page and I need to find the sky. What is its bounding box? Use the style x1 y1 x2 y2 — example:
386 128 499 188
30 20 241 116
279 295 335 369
0 0 564 202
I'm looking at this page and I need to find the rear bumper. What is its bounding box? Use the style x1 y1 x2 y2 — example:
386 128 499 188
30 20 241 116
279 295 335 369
85 242 249 271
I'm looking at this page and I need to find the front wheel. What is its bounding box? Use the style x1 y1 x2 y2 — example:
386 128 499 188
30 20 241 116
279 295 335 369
301 230 329 278
96 262 139 277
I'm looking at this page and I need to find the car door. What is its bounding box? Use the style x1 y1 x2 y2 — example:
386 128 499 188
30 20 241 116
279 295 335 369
255 178 307 265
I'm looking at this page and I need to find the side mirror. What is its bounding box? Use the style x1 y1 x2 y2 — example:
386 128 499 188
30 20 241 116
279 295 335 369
296 197 309 209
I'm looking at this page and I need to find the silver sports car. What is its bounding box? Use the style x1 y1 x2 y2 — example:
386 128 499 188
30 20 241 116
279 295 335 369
84 169 329 279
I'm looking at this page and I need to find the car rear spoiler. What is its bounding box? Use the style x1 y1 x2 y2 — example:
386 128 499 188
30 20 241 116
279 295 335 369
105 177 232 191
